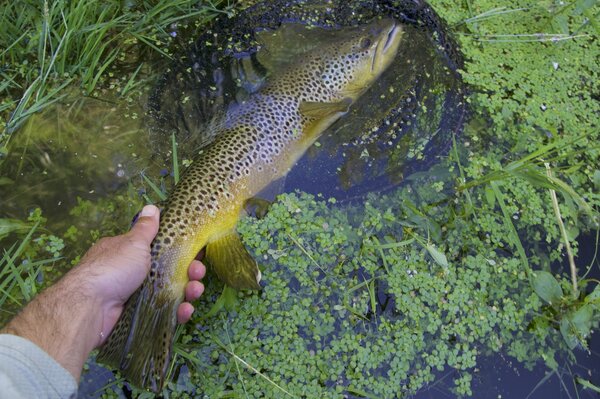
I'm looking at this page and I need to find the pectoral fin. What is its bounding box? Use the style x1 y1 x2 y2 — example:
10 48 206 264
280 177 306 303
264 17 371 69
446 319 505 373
297 99 353 147
245 197 272 219
299 98 352 119
205 230 261 290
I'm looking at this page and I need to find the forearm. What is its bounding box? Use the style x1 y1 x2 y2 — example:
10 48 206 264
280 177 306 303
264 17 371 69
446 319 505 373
1 270 102 381
0 205 203 387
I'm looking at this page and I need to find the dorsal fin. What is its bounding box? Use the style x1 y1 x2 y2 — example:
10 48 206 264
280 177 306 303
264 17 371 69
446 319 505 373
255 24 323 72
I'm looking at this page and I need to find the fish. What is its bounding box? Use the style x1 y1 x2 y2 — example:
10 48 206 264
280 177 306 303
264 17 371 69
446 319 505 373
97 18 403 391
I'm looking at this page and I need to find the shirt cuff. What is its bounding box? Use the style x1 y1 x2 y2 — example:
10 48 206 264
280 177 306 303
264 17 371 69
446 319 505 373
0 334 77 399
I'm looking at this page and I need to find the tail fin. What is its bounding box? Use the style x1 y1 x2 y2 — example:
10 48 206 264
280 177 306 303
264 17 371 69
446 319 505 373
96 289 140 369
97 282 180 392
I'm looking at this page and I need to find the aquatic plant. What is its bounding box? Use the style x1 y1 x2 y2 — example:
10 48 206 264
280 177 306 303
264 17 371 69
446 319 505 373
0 0 229 141
1 0 599 397
0 208 64 324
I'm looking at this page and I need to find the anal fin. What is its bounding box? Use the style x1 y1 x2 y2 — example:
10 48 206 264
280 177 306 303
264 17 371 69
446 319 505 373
205 230 261 290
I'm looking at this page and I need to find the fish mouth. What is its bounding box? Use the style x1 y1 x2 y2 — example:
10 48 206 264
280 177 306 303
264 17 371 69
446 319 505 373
383 23 402 53
371 21 402 73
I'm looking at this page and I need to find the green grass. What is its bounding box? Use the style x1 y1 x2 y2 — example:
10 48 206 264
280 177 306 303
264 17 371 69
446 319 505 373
0 0 229 142
0 218 62 322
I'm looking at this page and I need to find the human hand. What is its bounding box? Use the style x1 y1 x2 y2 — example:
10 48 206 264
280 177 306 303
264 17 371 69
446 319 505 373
1 204 205 381
71 204 206 343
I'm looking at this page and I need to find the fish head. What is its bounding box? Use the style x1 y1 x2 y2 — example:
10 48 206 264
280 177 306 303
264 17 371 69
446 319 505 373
320 18 403 100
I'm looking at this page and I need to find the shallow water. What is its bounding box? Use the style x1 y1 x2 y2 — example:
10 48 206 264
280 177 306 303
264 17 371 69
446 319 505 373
1 0 598 397
0 95 155 272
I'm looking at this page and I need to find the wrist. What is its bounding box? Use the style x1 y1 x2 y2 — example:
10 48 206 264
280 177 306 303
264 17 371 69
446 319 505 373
57 271 106 351
2 270 104 380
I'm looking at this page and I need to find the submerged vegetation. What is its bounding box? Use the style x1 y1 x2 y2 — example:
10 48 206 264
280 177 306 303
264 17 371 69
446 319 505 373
1 0 599 397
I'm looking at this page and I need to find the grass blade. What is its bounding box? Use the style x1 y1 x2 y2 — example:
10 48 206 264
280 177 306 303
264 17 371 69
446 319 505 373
490 181 530 275
141 173 167 202
172 133 179 184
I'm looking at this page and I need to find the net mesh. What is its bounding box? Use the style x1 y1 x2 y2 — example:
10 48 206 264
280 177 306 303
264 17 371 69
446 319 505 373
147 0 467 200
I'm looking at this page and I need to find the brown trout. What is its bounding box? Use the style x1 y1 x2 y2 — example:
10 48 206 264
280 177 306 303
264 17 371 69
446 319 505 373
98 18 403 391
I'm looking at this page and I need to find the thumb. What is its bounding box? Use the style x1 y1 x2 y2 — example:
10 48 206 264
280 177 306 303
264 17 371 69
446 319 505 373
128 205 160 245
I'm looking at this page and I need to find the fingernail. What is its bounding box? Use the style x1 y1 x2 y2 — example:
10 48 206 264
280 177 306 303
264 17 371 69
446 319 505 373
140 205 157 217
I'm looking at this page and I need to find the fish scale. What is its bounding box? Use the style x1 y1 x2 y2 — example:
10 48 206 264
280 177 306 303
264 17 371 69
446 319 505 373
98 18 403 391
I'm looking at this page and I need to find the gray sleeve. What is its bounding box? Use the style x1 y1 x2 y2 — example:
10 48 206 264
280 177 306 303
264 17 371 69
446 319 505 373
0 334 77 399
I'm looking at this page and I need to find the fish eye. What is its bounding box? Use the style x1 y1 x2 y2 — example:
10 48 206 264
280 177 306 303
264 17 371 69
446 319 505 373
359 37 372 49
